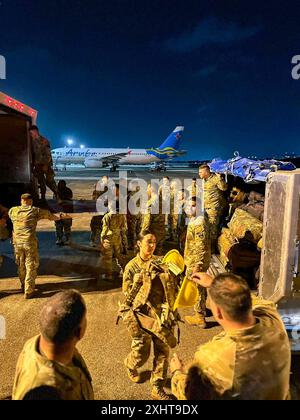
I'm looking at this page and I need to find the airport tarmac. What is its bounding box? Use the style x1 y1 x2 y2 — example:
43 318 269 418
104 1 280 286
52 167 199 201
54 166 199 179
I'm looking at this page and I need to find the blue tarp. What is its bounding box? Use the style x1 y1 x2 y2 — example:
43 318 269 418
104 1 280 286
209 155 296 183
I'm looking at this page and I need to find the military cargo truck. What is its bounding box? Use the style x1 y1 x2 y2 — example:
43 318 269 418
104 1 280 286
0 92 38 207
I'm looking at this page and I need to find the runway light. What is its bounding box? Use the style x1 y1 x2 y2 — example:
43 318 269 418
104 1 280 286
80 144 85 149
67 138 74 146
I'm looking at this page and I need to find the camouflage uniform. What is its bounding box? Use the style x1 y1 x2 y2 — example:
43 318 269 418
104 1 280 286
100 211 127 277
184 215 211 316
204 174 227 251
176 201 188 254
55 185 73 244
171 297 291 400
31 135 58 200
121 254 179 387
8 205 56 294
13 335 94 400
90 215 104 246
187 182 199 198
127 190 142 250
141 197 166 256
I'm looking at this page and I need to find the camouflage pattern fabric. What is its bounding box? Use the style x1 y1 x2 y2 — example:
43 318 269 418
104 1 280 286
125 332 169 387
90 215 104 246
31 135 58 199
34 165 58 199
184 215 211 277
9 206 56 245
127 213 142 250
184 215 211 316
9 206 56 291
13 335 94 400
171 297 291 400
187 183 199 198
217 228 237 267
31 136 53 166
204 173 227 209
14 243 39 294
100 212 128 275
55 219 72 242
228 208 263 244
122 254 179 385
176 203 188 253
141 198 166 256
203 173 227 251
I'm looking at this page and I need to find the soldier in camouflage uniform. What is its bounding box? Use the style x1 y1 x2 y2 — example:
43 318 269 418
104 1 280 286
29 125 59 201
187 178 199 198
183 213 211 328
100 200 128 280
8 193 70 299
55 180 74 246
127 183 142 251
199 164 227 253
120 231 179 400
170 273 291 400
175 189 188 253
141 184 166 256
13 290 94 400
90 176 110 247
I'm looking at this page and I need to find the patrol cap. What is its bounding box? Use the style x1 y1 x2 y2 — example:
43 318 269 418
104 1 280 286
21 193 33 200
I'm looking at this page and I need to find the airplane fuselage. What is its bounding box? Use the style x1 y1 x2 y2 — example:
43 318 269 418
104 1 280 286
51 147 160 166
51 126 185 168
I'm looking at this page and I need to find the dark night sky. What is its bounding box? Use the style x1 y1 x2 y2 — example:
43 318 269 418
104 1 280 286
1 0 300 159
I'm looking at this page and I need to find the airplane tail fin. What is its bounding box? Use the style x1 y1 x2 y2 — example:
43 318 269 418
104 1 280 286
158 126 184 151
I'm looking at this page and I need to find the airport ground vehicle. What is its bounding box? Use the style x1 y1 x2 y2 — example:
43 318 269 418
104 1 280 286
0 92 38 207
150 162 167 172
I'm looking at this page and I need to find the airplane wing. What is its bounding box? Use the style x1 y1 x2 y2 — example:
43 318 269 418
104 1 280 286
88 152 129 164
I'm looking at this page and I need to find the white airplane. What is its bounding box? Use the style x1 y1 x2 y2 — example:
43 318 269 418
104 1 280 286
51 126 186 169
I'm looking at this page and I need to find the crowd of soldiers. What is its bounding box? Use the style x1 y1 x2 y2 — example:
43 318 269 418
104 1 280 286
0 126 292 400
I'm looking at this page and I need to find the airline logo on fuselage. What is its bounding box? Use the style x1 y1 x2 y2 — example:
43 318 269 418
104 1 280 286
64 149 98 158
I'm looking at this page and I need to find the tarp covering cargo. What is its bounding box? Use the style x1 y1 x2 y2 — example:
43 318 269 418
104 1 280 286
209 155 296 183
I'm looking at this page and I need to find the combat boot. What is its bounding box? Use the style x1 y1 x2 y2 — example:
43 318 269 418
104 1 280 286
124 359 141 383
24 291 36 300
184 313 207 328
64 236 72 246
151 385 172 401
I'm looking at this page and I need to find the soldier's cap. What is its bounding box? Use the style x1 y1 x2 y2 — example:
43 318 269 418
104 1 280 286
28 125 39 132
21 193 33 200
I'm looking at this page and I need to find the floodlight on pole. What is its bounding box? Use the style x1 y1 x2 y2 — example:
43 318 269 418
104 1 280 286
80 144 85 149
67 138 74 146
